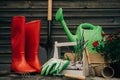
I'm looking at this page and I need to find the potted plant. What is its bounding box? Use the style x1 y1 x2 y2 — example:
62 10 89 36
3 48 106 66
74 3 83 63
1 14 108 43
92 30 120 77
64 30 86 67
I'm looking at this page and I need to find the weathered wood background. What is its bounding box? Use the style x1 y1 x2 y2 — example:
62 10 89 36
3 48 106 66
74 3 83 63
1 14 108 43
0 0 120 71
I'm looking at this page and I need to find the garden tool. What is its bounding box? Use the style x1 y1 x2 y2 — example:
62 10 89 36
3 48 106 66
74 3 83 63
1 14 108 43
25 20 42 73
11 16 36 73
55 8 103 53
46 0 53 59
54 73 85 80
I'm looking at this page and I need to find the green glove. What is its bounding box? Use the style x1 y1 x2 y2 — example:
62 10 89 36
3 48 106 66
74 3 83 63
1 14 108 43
41 58 70 75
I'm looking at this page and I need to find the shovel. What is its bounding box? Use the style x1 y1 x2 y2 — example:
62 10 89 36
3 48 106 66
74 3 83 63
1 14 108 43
46 0 53 60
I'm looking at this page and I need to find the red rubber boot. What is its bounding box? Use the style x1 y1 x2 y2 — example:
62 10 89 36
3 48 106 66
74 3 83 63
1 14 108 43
25 20 42 73
11 16 36 73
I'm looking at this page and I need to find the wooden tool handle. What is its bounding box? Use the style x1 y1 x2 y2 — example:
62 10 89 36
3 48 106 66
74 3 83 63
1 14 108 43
64 74 86 80
85 47 91 64
48 0 52 20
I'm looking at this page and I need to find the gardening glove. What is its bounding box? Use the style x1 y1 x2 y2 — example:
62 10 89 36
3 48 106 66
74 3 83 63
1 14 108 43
41 58 70 75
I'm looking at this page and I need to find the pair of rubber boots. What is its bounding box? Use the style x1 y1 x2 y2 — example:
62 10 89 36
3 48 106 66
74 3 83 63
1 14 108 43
11 16 42 73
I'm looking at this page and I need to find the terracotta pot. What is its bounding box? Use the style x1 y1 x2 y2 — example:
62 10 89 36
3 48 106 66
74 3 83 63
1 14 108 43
94 64 114 78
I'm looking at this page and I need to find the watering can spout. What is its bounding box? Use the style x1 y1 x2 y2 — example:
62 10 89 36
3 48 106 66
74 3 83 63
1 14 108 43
55 8 76 42
55 8 64 21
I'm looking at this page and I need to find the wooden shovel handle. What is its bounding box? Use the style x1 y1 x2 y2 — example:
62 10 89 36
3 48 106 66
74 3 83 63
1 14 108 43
48 0 52 20
85 47 91 64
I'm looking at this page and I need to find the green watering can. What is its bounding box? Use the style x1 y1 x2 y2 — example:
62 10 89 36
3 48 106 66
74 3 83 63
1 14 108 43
55 8 104 53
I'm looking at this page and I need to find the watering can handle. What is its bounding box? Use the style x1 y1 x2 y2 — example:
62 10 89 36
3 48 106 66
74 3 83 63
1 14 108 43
80 23 97 30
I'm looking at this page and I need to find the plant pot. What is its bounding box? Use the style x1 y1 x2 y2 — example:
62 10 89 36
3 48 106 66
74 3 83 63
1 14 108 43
94 64 114 78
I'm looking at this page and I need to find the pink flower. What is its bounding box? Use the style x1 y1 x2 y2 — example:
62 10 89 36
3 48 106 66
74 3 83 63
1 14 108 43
102 33 106 37
117 30 120 33
106 34 113 41
92 41 99 47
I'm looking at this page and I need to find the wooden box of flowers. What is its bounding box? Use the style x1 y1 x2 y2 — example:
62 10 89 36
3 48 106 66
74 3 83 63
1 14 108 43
92 30 120 77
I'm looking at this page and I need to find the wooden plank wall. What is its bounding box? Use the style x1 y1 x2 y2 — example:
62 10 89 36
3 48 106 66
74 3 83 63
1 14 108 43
0 0 120 71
